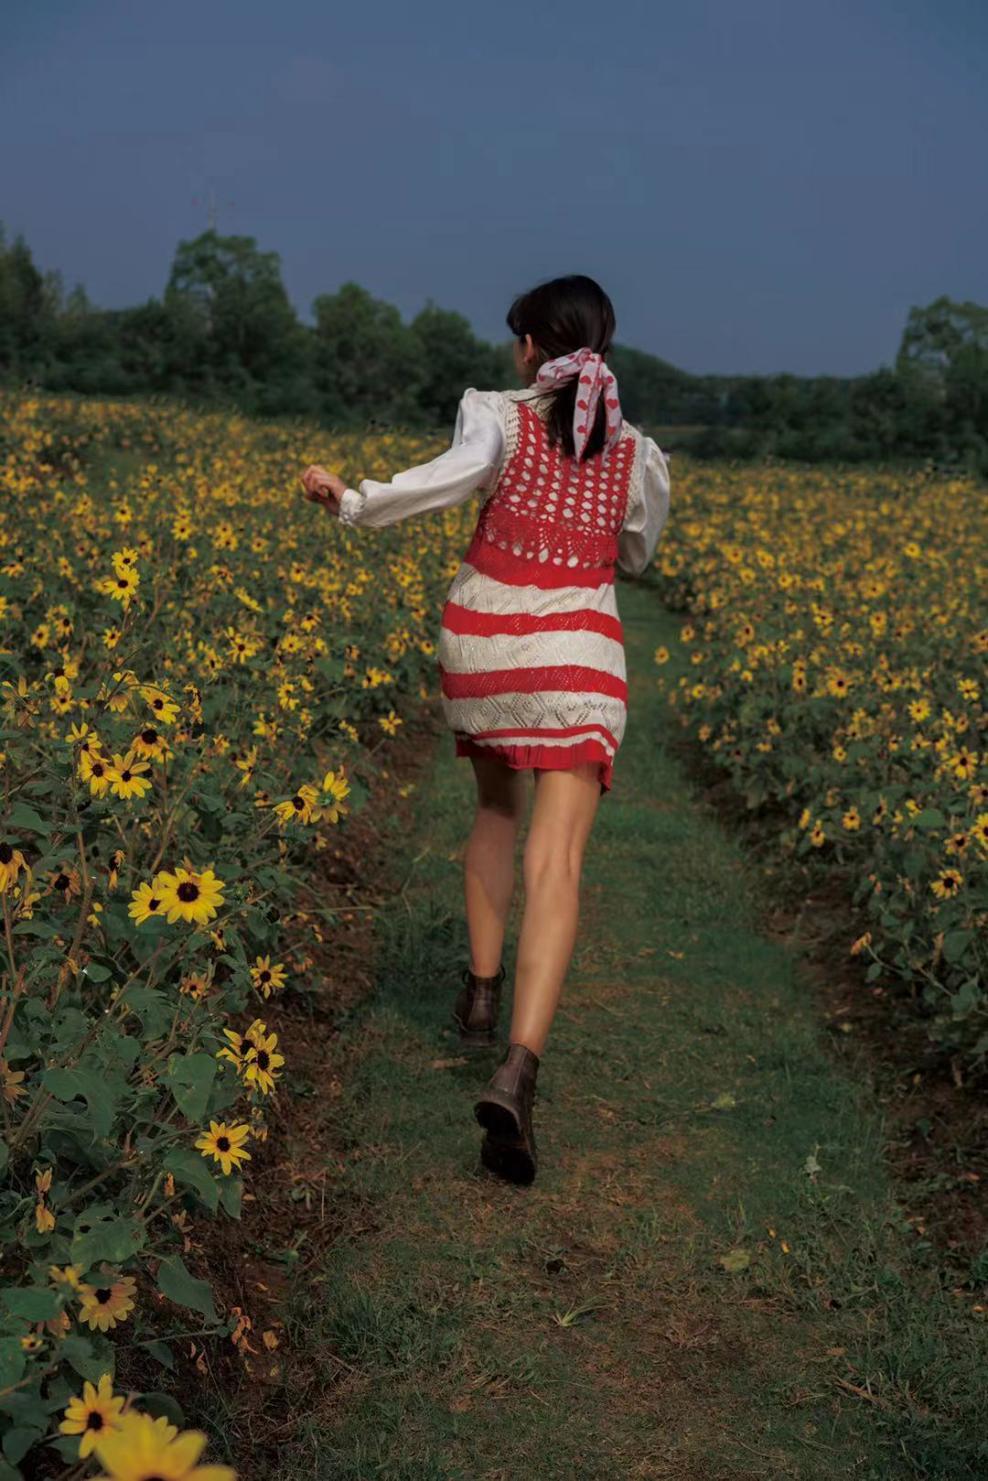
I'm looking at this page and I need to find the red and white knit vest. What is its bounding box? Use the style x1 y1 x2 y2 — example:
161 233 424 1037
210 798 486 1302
463 400 637 589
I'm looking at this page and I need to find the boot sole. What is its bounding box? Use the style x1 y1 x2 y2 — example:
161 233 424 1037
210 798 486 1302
474 1096 536 1185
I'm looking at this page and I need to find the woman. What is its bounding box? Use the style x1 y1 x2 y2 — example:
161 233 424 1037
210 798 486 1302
300 274 671 1186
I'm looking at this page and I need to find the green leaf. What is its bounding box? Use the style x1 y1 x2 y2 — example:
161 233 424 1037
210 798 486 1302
2 1426 43 1465
0 1338 25 1389
162 1147 220 1213
71 1215 144 1268
0 1140 7 1178
718 1248 751 1274
102 1027 141 1070
60 1334 105 1383
912 807 945 831
81 961 113 983
943 930 973 965
139 1391 185 1429
50 1436 86 1463
218 1175 243 1220
122 985 172 1039
156 1256 218 1322
950 978 982 1021
41 1068 119 1140
165 1053 217 1122
346 777 368 813
6 802 52 835
1 1287 60 1322
11 920 61 938
143 1340 175 1371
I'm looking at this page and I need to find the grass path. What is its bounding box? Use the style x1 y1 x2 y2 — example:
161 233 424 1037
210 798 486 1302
280 579 985 1480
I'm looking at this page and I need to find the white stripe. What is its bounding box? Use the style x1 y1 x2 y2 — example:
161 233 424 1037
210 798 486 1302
463 730 617 759
445 561 621 619
442 690 627 745
438 626 625 678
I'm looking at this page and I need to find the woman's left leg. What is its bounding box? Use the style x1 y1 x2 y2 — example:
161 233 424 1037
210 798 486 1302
463 754 529 976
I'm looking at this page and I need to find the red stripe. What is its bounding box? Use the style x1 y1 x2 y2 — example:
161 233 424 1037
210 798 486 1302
441 601 623 643
460 721 620 749
440 664 627 701
454 734 615 792
464 539 615 588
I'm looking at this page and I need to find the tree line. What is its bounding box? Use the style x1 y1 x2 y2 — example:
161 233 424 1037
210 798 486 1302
1 223 986 473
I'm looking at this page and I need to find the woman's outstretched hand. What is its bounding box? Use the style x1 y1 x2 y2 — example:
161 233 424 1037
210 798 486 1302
300 464 347 514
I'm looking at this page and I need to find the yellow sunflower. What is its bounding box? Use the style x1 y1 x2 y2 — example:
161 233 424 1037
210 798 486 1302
273 783 319 826
91 1410 236 1481
0 841 28 892
1 1057 25 1106
155 865 225 926
128 878 168 926
79 748 112 798
318 769 350 824
78 1273 137 1332
242 1030 284 1097
106 752 152 802
249 956 287 999
139 686 180 725
60 1373 126 1458
194 1120 251 1176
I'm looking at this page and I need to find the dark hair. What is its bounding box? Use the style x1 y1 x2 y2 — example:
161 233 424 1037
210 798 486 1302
506 274 617 461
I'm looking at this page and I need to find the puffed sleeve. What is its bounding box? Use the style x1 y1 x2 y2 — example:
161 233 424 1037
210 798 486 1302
616 436 671 578
336 389 505 530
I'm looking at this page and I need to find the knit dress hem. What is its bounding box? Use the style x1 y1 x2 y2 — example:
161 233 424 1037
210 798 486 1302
452 731 614 795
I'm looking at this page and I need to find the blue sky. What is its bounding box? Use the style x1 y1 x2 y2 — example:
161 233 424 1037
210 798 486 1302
2 0 985 375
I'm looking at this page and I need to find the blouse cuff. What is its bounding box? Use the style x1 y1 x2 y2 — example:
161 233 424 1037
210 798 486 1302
338 487 366 526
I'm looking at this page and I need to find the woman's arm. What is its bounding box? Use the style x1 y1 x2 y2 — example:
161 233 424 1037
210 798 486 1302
616 436 671 578
335 389 505 530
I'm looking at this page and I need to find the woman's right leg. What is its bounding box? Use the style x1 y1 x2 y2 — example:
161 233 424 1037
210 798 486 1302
463 754 529 978
509 762 602 1058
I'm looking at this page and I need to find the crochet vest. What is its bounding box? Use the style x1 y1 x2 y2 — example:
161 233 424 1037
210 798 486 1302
463 397 639 588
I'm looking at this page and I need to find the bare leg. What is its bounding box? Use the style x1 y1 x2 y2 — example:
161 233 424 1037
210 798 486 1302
510 763 602 1057
463 755 528 977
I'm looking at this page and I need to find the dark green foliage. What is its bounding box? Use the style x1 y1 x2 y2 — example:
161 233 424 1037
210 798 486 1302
1 221 986 469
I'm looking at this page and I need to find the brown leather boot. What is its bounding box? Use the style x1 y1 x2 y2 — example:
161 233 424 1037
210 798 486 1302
474 1042 539 1185
451 964 505 1049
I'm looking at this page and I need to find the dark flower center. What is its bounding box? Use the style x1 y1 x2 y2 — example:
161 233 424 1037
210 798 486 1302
217 1136 231 1152
142 728 157 744
95 1288 112 1304
292 795 304 810
260 970 271 982
149 898 160 912
86 1412 104 1431
0 844 12 864
256 1051 270 1071
116 578 128 589
121 771 132 782
177 882 199 903
55 874 70 890
92 763 104 777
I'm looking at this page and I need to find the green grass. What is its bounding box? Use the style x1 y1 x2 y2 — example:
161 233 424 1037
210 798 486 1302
272 578 988 1480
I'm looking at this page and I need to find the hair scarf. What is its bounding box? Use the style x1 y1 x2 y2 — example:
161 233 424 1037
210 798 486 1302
533 346 623 460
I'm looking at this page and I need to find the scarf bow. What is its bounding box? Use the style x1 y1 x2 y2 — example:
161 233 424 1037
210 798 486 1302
533 347 623 460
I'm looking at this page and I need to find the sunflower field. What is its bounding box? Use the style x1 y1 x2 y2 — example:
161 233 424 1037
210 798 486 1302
653 461 988 1065
2 387 986 1476
0 391 463 1477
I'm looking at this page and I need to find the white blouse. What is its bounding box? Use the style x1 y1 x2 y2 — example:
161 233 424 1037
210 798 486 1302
337 385 672 578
